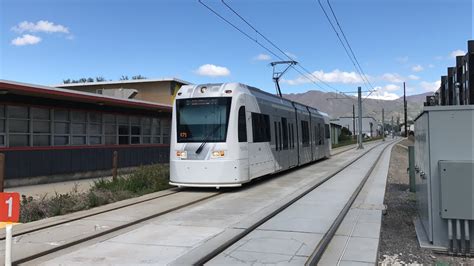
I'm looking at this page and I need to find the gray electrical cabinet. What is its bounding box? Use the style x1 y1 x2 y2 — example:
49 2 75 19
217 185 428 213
414 105 474 254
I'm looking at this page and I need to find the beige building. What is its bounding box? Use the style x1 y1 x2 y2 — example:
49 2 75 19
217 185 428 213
55 78 191 105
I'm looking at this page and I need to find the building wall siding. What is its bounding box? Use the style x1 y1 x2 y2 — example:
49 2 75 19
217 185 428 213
3 145 170 180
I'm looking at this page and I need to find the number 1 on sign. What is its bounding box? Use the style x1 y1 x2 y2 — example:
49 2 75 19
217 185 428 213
5 197 12 218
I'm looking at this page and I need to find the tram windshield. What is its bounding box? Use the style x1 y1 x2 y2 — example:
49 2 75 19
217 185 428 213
176 97 232 143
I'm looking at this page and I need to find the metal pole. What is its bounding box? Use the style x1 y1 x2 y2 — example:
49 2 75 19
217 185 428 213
5 224 12 266
408 146 416 192
0 153 4 192
404 82 408 137
352 104 356 141
391 116 394 139
382 108 385 141
357 87 364 149
112 151 118 181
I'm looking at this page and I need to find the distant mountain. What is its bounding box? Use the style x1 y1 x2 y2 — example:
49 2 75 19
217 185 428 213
283 90 430 123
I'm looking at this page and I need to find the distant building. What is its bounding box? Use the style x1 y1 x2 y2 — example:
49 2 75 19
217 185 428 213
330 116 379 138
55 78 191 106
432 40 474 106
0 80 172 187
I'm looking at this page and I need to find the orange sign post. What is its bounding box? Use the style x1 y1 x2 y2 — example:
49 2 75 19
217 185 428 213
1 192 20 266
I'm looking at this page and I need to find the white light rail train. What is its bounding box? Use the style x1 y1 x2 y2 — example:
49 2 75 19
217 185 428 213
170 83 331 188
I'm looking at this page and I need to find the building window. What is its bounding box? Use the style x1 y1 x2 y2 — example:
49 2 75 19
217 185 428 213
88 112 102 145
54 109 70 146
8 105 30 147
2 104 167 148
142 118 152 144
131 116 141 144
162 119 170 144
251 113 270 143
0 105 5 146
152 118 161 144
301 120 309 147
32 107 51 146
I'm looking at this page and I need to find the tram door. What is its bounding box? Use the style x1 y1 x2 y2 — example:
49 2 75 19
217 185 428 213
272 116 282 171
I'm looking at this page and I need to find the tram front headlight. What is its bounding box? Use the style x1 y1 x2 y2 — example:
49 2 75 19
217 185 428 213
211 150 225 158
176 150 187 159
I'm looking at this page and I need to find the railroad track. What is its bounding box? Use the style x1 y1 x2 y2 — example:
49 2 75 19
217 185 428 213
10 142 378 265
191 139 395 265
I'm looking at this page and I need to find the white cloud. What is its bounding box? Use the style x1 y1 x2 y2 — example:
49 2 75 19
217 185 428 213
411 65 424 72
282 69 364 85
450 49 466 58
380 73 404 83
11 34 41 46
253 53 271 61
195 64 230 77
12 20 69 34
383 84 401 91
364 84 401 100
420 80 441 92
396 56 409 63
408 74 420 80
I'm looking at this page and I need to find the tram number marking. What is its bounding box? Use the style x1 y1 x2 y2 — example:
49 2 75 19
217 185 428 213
0 193 20 222
180 132 188 138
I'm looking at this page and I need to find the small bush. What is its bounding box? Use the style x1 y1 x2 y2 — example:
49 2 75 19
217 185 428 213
20 164 170 223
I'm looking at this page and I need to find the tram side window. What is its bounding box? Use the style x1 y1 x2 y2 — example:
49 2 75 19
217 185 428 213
291 124 295 149
301 120 310 147
251 113 270 142
281 118 288 150
325 124 330 139
274 121 278 150
238 106 247 142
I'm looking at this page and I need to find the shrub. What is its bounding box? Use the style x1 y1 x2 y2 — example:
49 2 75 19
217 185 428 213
19 164 170 223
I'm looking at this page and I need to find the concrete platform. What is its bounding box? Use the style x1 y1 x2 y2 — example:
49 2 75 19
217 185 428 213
8 140 392 265
318 140 396 265
25 142 382 265
206 141 395 265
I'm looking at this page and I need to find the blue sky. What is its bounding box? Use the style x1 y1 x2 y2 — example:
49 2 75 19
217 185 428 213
1 0 473 99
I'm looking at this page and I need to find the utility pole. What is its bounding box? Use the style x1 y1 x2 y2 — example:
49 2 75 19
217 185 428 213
382 108 385 141
352 104 356 140
403 82 408 137
391 116 394 139
357 87 364 149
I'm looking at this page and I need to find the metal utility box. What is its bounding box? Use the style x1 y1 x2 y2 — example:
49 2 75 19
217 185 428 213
439 161 474 220
414 105 474 254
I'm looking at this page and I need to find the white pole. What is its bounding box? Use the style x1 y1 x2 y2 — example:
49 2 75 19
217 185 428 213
5 224 12 266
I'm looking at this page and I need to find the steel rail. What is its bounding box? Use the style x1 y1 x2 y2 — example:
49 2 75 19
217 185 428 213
195 140 391 265
305 140 396 265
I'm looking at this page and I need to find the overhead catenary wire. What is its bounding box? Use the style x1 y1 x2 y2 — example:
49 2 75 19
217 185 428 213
217 0 355 100
198 0 332 93
317 0 381 103
325 0 375 91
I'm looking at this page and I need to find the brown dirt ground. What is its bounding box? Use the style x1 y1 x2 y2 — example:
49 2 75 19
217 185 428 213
378 138 474 265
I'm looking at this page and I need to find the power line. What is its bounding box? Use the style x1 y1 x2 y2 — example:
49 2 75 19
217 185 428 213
325 0 375 91
317 0 369 90
219 0 354 100
198 0 333 93
316 0 381 103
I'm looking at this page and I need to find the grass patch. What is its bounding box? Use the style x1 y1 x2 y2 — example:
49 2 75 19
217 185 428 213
20 164 171 223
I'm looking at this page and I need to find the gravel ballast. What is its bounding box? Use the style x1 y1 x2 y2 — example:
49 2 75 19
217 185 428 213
378 138 473 265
